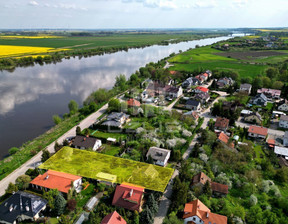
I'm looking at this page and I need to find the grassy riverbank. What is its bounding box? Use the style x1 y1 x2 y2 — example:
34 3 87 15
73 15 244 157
0 114 80 180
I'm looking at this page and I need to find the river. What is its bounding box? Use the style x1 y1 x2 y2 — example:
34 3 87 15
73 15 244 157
0 34 243 158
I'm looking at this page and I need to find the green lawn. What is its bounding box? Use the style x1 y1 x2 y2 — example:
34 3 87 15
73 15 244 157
89 130 127 141
101 144 122 156
254 145 265 163
124 121 142 129
40 147 174 192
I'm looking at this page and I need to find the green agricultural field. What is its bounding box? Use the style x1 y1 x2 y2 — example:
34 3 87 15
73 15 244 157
40 147 174 192
170 60 267 78
168 43 288 78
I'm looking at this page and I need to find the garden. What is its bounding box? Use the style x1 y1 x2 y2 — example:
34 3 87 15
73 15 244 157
40 147 174 192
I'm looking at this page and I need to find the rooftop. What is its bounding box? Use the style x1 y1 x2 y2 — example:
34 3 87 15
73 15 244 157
248 125 268 136
196 86 209 93
73 135 99 149
183 199 227 224
146 147 171 163
0 191 47 224
127 98 141 107
274 146 288 157
101 211 127 224
280 115 288 121
215 117 229 129
112 184 144 212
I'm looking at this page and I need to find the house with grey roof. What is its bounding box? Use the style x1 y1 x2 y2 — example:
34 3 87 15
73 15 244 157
0 191 47 224
239 83 252 95
186 99 201 111
101 112 130 128
194 92 210 104
146 147 171 166
252 93 268 106
244 112 262 125
279 115 288 129
73 135 102 151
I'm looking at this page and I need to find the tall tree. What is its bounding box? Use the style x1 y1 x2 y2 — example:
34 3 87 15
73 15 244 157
5 182 18 194
54 193 67 216
68 100 79 114
41 149 50 163
15 175 31 190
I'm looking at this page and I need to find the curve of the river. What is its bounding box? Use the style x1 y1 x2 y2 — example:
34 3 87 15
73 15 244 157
0 34 243 158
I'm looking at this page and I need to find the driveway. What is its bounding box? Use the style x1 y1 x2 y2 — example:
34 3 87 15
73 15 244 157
0 103 108 196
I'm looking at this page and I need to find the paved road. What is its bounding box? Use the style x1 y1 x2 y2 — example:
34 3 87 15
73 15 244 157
153 91 228 224
0 103 108 196
153 169 179 224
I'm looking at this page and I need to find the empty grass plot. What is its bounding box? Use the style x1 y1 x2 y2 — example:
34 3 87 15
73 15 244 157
39 147 174 192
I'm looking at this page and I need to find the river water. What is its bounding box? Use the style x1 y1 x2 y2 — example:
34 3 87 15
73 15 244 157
0 35 241 158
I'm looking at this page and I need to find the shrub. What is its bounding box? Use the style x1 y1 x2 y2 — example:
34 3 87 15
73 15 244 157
9 147 19 155
250 194 258 206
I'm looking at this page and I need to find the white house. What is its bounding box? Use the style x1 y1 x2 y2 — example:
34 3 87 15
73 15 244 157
186 99 201 111
274 146 288 160
73 135 102 151
146 147 171 166
279 115 288 129
30 170 82 194
239 83 252 95
248 125 268 139
284 131 288 147
183 199 227 224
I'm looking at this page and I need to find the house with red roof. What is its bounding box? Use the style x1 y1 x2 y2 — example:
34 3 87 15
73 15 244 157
267 139 276 149
194 86 209 94
112 183 145 212
101 211 127 224
248 125 268 139
127 98 141 107
192 172 229 197
183 199 227 224
30 170 82 194
218 132 234 148
215 117 229 132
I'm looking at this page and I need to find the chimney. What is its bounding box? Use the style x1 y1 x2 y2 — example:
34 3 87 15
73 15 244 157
129 189 133 197
206 212 209 218
45 174 49 180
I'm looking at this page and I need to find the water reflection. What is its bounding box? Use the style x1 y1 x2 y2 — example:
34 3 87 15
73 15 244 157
0 36 232 157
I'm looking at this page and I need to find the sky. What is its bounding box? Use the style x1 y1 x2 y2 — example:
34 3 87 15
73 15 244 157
0 0 287 29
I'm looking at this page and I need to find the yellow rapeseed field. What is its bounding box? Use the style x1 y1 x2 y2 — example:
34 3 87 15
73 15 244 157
0 45 69 58
0 35 62 39
257 29 288 32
